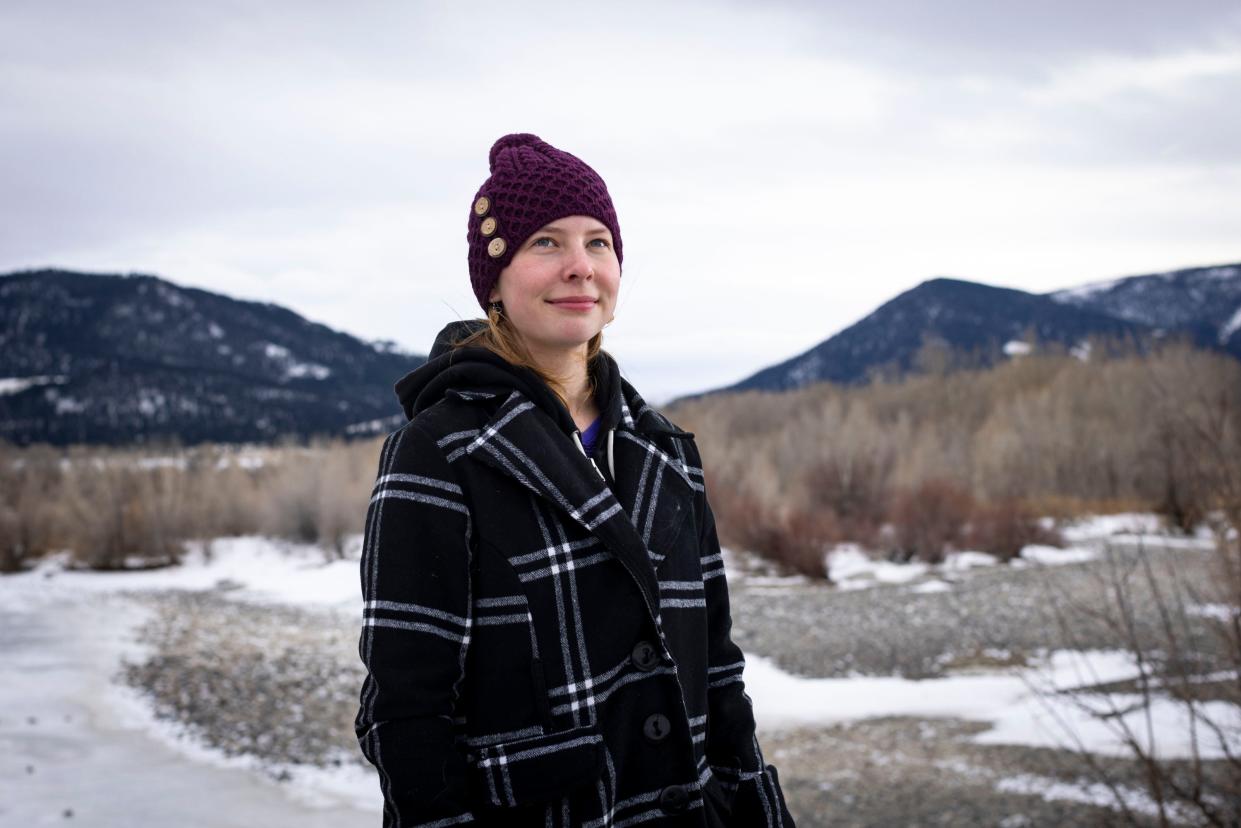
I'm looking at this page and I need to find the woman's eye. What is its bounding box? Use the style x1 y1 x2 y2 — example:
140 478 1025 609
529 236 609 249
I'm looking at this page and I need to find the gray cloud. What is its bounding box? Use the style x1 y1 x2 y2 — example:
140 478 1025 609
3 0 1240 398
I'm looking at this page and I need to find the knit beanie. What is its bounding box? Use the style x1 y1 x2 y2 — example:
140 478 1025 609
467 133 623 310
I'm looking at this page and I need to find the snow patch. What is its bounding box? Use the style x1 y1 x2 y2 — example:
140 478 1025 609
44 388 86 413
137 455 188 470
0 374 67 395
828 542 1100 589
1003 340 1032 356
1050 278 1121 303
262 342 332 381
345 415 402 436
751 649 1241 760
284 362 331 380
943 551 999 571
1057 513 1164 542
786 352 824 388
15 536 364 610
137 388 167 416
828 545 928 588
996 774 1198 821
1016 545 1098 566
1219 303 1241 344
1187 603 1240 622
156 283 189 308
370 338 414 356
106 676 380 813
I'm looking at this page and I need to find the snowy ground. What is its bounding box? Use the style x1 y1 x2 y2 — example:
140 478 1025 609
2 514 1237 826
0 581 378 827
813 512 1213 592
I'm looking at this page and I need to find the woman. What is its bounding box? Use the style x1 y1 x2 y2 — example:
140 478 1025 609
355 133 795 827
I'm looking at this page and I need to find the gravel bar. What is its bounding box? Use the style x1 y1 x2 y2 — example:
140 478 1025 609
114 538 1236 826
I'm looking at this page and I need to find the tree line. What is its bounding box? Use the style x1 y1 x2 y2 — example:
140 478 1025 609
0 436 379 572
667 340 1241 578
3 339 1238 579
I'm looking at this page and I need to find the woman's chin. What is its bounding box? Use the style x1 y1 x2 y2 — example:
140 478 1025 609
526 327 602 353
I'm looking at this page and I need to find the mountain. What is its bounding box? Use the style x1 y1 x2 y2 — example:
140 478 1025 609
1048 264 1241 351
0 269 426 446
716 263 1241 395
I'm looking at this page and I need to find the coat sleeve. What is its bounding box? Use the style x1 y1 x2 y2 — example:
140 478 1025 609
694 441 797 827
355 421 476 827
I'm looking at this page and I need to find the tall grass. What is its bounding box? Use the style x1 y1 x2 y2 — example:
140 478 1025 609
0 437 382 571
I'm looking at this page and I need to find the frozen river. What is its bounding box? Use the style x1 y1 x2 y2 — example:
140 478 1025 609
0 585 379 828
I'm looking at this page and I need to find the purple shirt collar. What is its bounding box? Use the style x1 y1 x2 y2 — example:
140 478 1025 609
579 415 603 455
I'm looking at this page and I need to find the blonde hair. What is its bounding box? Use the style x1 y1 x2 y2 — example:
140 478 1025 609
452 304 604 413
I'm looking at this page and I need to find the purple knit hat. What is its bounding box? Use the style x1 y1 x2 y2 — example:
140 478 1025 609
467 133 623 310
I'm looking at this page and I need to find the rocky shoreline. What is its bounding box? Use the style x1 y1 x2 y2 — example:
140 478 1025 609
113 539 1233 826
728 539 1228 679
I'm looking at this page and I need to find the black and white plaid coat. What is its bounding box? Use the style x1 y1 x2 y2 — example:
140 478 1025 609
355 322 795 828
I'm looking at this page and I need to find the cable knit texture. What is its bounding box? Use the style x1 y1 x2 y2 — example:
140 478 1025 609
467 133 623 309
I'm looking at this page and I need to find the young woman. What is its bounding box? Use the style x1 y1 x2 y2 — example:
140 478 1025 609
355 133 795 828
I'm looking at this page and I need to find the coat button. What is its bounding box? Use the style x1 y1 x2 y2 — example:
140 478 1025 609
643 713 671 742
487 237 507 258
659 784 690 813
480 216 497 236
473 195 491 216
631 640 660 672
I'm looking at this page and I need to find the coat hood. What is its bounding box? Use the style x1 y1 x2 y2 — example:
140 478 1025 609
394 320 630 439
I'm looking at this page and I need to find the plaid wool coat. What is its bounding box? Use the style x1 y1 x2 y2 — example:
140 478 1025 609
355 322 795 828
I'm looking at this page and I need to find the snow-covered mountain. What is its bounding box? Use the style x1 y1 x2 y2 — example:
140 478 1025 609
6 262 1238 444
717 263 1241 395
1049 264 1241 350
0 269 426 445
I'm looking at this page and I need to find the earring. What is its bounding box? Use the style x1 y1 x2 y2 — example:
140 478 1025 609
489 300 503 316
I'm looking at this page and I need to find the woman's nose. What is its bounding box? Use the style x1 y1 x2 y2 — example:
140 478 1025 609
564 242 594 279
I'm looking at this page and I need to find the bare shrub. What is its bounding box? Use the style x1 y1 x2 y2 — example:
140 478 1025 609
0 501 19 572
257 436 376 558
183 449 264 538
1029 342 1241 826
314 438 376 559
1035 536 1241 826
965 498 1062 562
770 507 836 580
886 478 975 564
0 442 64 571
705 471 832 579
800 455 891 547
705 472 779 558
61 450 192 569
261 456 321 545
1143 344 1241 537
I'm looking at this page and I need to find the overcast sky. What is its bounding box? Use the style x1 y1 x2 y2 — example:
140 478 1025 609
3 1 1240 402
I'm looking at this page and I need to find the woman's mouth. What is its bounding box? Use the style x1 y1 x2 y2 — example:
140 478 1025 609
547 296 598 311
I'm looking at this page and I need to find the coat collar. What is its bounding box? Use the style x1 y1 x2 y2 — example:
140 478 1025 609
397 320 697 628
461 385 696 630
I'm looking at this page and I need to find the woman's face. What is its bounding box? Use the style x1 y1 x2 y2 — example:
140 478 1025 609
489 215 620 358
